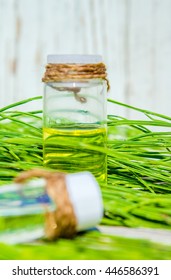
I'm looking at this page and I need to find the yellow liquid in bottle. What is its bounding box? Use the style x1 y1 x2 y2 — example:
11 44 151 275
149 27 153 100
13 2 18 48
43 126 107 183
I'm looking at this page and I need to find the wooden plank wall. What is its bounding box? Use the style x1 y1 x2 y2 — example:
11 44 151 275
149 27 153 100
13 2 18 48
0 0 171 118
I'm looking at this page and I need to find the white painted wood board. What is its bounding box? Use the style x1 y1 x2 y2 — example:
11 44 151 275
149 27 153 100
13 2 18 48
0 0 171 119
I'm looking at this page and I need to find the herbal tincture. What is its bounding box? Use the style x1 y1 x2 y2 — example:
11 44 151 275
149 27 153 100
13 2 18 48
42 55 108 182
0 170 103 244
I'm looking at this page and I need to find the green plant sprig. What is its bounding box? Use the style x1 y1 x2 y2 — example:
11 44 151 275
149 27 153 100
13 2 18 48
1 96 171 231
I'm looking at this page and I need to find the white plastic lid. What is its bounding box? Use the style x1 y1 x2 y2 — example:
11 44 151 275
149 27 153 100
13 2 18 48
65 172 103 231
47 54 102 64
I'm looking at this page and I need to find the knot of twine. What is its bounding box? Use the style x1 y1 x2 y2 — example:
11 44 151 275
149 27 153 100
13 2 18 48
42 62 110 91
15 169 77 241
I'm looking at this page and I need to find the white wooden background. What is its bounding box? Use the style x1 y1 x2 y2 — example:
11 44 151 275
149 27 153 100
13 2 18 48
0 0 171 118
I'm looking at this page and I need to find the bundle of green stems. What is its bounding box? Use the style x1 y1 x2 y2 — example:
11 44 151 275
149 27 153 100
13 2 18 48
0 231 171 260
0 96 171 259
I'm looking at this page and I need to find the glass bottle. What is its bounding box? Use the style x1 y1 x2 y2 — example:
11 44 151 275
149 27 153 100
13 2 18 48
43 55 107 183
0 172 103 244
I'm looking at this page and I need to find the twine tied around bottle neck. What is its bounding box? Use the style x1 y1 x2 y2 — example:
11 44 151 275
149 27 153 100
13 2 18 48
42 62 110 91
15 169 77 240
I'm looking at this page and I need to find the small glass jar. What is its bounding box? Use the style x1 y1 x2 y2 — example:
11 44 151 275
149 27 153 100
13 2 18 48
0 171 103 244
43 55 107 183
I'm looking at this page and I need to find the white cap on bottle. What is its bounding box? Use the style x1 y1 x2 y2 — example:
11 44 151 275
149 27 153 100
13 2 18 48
0 172 103 244
47 54 102 64
65 171 103 231
0 173 103 231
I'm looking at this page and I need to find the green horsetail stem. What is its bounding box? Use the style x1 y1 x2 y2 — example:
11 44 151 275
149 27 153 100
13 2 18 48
0 96 171 232
0 231 171 260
